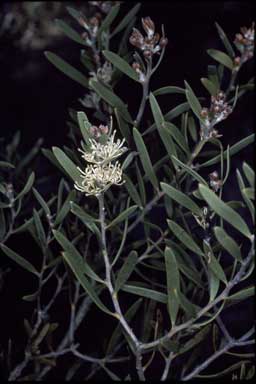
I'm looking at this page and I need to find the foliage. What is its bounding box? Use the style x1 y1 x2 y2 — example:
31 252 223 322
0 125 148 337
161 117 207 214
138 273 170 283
0 2 254 381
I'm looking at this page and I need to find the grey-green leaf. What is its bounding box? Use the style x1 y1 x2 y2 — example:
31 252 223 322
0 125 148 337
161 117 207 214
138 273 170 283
242 162 254 188
167 220 204 257
115 251 138 292
53 230 102 283
171 156 207 185
207 49 234 70
62 249 112 316
201 77 218 96
45 51 88 88
184 81 203 121
198 184 251 239
55 190 76 226
111 3 141 37
123 175 142 208
133 127 158 190
153 86 185 96
103 50 139 82
215 22 235 58
55 19 85 45
52 147 80 183
89 79 132 123
164 247 180 326
214 226 242 261
33 188 51 216
77 111 91 145
0 243 38 276
200 134 254 168
161 182 202 216
107 205 138 229
15 172 35 201
121 284 167 304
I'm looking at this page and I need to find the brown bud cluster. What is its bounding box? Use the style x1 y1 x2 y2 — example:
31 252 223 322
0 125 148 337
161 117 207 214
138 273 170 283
210 91 232 122
234 22 254 66
209 171 222 192
200 91 232 140
129 17 168 59
89 124 109 139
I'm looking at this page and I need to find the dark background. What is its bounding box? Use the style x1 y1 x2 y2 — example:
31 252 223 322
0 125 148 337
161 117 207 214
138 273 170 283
0 1 255 380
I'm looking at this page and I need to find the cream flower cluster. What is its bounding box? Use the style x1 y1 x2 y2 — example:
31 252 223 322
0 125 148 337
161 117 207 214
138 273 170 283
78 130 126 165
74 129 126 196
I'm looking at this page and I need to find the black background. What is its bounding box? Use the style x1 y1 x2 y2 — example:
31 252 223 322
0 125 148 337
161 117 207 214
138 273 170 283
0 1 255 380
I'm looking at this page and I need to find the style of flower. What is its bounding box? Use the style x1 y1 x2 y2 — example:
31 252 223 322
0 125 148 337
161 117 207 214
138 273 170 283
74 126 126 196
129 17 168 59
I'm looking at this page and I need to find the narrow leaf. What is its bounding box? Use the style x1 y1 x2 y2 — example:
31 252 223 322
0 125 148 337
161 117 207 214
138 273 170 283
33 188 51 216
164 247 180 326
214 226 242 261
115 251 138 292
207 49 234 70
200 134 255 167
53 230 102 283
184 81 202 121
242 162 254 188
201 77 218 95
107 205 138 229
171 156 207 185
215 23 235 58
111 3 141 37
133 127 158 190
121 284 167 303
97 3 120 36
199 184 251 239
15 172 35 201
52 147 80 183
45 51 88 88
123 175 142 208
103 50 139 82
167 220 204 257
161 182 202 216
77 111 91 145
55 19 85 45
0 244 38 276
89 79 132 123
153 86 185 96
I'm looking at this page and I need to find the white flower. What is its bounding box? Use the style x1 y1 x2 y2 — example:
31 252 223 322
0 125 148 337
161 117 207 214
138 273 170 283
78 130 127 165
74 162 124 196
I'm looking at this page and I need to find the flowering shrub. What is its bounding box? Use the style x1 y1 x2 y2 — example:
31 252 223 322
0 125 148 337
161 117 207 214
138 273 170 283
0 2 254 381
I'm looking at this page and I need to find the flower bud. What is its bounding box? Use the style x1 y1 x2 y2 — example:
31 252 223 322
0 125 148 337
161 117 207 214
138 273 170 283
99 124 109 134
143 49 152 59
200 108 209 118
235 57 241 65
159 37 168 48
132 62 141 71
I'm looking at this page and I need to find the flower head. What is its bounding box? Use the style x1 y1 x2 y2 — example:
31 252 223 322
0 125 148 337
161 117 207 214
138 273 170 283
234 22 254 63
74 123 127 196
74 162 124 196
78 130 127 165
